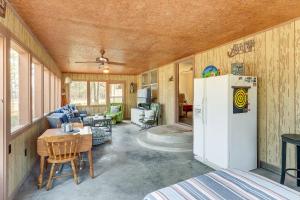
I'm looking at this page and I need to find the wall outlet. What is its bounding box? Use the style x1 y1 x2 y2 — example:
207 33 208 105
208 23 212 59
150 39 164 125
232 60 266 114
8 144 11 154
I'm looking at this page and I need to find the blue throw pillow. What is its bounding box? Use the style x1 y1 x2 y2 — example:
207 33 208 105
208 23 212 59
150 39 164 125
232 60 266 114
54 108 64 113
63 109 74 119
69 104 76 111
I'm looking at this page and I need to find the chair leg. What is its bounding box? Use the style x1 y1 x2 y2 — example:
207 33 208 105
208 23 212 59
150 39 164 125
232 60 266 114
280 141 287 184
74 159 78 171
46 163 56 190
71 160 79 184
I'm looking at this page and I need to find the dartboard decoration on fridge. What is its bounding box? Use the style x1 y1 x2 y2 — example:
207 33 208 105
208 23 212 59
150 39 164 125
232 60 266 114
233 87 249 114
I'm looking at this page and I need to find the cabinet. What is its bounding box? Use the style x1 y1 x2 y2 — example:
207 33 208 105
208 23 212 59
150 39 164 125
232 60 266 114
140 70 158 102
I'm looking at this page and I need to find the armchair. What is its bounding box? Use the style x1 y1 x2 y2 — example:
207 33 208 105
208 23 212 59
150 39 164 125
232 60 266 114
139 103 160 130
105 103 124 124
91 119 112 146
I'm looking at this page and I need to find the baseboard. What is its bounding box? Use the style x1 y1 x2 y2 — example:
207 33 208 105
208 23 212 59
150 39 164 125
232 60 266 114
259 160 281 175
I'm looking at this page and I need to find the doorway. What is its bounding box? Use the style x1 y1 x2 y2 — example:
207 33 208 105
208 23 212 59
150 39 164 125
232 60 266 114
176 58 194 126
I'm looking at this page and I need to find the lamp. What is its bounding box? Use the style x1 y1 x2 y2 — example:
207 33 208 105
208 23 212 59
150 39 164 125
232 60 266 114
103 66 110 74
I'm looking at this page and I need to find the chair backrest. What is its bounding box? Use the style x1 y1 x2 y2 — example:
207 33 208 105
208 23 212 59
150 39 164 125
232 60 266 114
44 134 80 161
109 103 124 111
109 103 124 117
150 103 160 120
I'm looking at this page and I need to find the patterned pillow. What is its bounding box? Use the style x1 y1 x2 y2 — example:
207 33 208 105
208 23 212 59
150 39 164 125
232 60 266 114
110 106 120 114
144 110 155 121
69 104 76 111
63 109 74 119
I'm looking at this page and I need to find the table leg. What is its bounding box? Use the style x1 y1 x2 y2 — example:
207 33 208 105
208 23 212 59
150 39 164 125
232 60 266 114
87 150 94 178
280 141 287 184
297 145 300 186
38 156 45 189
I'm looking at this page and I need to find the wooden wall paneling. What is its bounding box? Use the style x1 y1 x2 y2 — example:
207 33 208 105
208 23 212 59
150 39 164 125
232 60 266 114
254 32 267 163
199 51 208 75
217 45 226 74
228 39 245 74
278 22 296 170
266 27 280 166
295 20 300 135
8 133 25 196
194 53 202 78
295 18 300 174
8 118 48 198
158 67 165 124
243 36 255 76
158 64 176 125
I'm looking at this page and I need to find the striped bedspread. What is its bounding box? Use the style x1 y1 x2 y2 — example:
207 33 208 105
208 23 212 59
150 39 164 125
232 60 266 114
144 169 300 200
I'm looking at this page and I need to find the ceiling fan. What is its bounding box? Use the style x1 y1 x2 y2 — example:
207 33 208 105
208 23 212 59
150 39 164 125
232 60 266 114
74 49 126 69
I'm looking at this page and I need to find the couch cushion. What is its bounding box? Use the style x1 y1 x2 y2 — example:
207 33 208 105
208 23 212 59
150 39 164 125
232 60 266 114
110 105 120 113
49 113 69 124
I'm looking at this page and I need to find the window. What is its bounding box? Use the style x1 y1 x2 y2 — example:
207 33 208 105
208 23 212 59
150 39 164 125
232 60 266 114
31 59 43 121
10 42 30 132
69 81 87 105
56 76 61 108
50 72 55 111
109 83 124 103
43 67 50 115
90 81 106 105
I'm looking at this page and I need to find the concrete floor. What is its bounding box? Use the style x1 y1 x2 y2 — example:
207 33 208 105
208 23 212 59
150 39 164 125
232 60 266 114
179 112 193 125
15 122 299 200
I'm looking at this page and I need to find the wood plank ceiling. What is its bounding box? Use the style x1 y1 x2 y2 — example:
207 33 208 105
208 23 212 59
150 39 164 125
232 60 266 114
9 0 300 75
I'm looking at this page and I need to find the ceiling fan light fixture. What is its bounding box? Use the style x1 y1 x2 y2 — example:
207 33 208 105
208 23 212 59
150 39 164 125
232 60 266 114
103 68 110 74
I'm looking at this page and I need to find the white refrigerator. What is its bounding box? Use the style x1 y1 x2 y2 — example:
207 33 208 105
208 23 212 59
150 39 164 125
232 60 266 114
193 75 257 171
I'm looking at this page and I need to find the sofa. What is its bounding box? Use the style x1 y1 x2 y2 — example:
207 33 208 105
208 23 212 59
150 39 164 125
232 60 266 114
47 104 88 128
105 103 124 124
55 104 87 121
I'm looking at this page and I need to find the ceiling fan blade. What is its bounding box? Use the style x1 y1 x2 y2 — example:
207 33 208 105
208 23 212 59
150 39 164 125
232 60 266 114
75 61 99 63
108 61 126 66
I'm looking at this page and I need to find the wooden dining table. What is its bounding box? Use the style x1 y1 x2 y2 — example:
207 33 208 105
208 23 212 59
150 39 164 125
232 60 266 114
37 126 94 189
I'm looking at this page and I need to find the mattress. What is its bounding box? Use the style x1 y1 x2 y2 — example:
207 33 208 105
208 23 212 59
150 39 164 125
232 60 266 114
144 169 300 200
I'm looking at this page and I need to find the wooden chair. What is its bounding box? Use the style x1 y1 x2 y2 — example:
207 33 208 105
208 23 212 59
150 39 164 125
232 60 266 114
44 134 80 190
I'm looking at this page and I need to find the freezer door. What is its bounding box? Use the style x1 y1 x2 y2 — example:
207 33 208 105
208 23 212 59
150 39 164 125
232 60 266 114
193 79 205 161
228 75 257 171
204 76 229 169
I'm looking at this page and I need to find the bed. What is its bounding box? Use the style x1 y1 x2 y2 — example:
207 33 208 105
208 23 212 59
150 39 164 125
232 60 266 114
144 169 300 200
